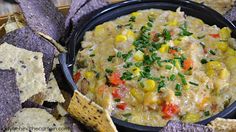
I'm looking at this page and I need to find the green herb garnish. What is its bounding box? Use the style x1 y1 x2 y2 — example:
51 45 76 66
170 74 176 81
123 62 133 68
121 71 133 80
162 28 171 41
89 54 95 57
189 81 199 86
175 91 182 96
165 65 172 70
209 50 216 55
117 51 122 58
123 113 132 117
114 98 121 102
179 22 193 36
129 16 136 22
107 55 115 62
105 68 113 74
178 73 187 85
197 35 205 39
204 111 210 116
201 59 208 64
157 80 166 92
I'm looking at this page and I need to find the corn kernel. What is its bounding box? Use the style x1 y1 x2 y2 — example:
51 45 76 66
143 79 156 92
207 69 216 77
219 68 230 80
198 97 210 110
217 42 228 52
183 113 200 123
131 12 141 17
133 50 144 61
130 88 143 103
219 27 231 40
132 67 141 76
168 18 178 26
183 83 190 90
173 39 181 45
115 35 127 43
159 44 169 53
206 61 222 71
84 71 95 79
144 92 158 106
225 47 235 56
126 30 135 40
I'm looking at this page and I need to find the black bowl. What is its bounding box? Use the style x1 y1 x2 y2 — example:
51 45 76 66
59 0 236 131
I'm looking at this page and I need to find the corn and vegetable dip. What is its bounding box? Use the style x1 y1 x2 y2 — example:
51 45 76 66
73 9 236 126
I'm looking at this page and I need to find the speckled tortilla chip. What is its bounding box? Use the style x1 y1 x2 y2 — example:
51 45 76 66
17 0 65 41
208 118 236 132
0 27 56 81
65 0 87 29
7 108 70 132
160 121 213 132
0 69 21 130
68 90 117 132
0 43 47 103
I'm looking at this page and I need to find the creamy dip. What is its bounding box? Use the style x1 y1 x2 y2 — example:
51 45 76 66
73 9 236 126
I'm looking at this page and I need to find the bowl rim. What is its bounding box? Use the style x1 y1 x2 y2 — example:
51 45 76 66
61 0 236 131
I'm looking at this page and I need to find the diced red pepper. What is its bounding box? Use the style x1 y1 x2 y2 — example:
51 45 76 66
109 72 125 85
116 102 127 110
169 49 177 55
162 103 179 119
73 72 81 83
170 30 175 36
209 33 220 38
183 58 193 70
112 88 121 99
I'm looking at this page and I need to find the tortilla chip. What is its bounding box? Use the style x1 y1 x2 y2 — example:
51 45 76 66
68 91 117 132
71 0 108 28
160 120 213 132
0 69 21 130
43 73 65 103
0 43 47 103
17 0 66 41
208 118 236 132
0 27 56 81
65 0 87 29
7 108 70 132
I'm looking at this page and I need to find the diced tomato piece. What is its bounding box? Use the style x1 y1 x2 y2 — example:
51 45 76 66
209 33 220 38
162 103 179 119
73 72 81 83
109 72 125 85
116 103 127 110
170 30 175 36
112 88 121 99
183 58 193 70
169 49 177 55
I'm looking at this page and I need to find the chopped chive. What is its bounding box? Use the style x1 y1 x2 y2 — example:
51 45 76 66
89 54 95 57
114 98 121 102
121 71 133 80
157 80 166 92
163 28 171 41
201 59 208 64
209 50 216 55
204 111 210 116
117 51 122 58
178 73 187 85
197 35 205 39
165 65 172 70
170 74 176 81
147 22 153 27
107 55 115 61
105 68 113 74
175 91 182 96
123 113 132 117
129 16 136 22
189 81 199 86
175 84 182 91
123 62 133 68
178 73 185 78
135 62 143 67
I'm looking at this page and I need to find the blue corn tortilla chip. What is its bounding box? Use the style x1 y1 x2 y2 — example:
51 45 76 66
65 0 88 29
160 120 213 132
71 0 108 27
0 69 21 130
0 27 56 81
17 0 65 41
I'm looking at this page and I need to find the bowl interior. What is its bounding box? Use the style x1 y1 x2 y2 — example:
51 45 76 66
64 0 236 131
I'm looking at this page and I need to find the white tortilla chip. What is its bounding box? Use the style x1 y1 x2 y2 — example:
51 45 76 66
7 108 70 132
208 118 236 132
0 43 47 103
68 90 117 132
